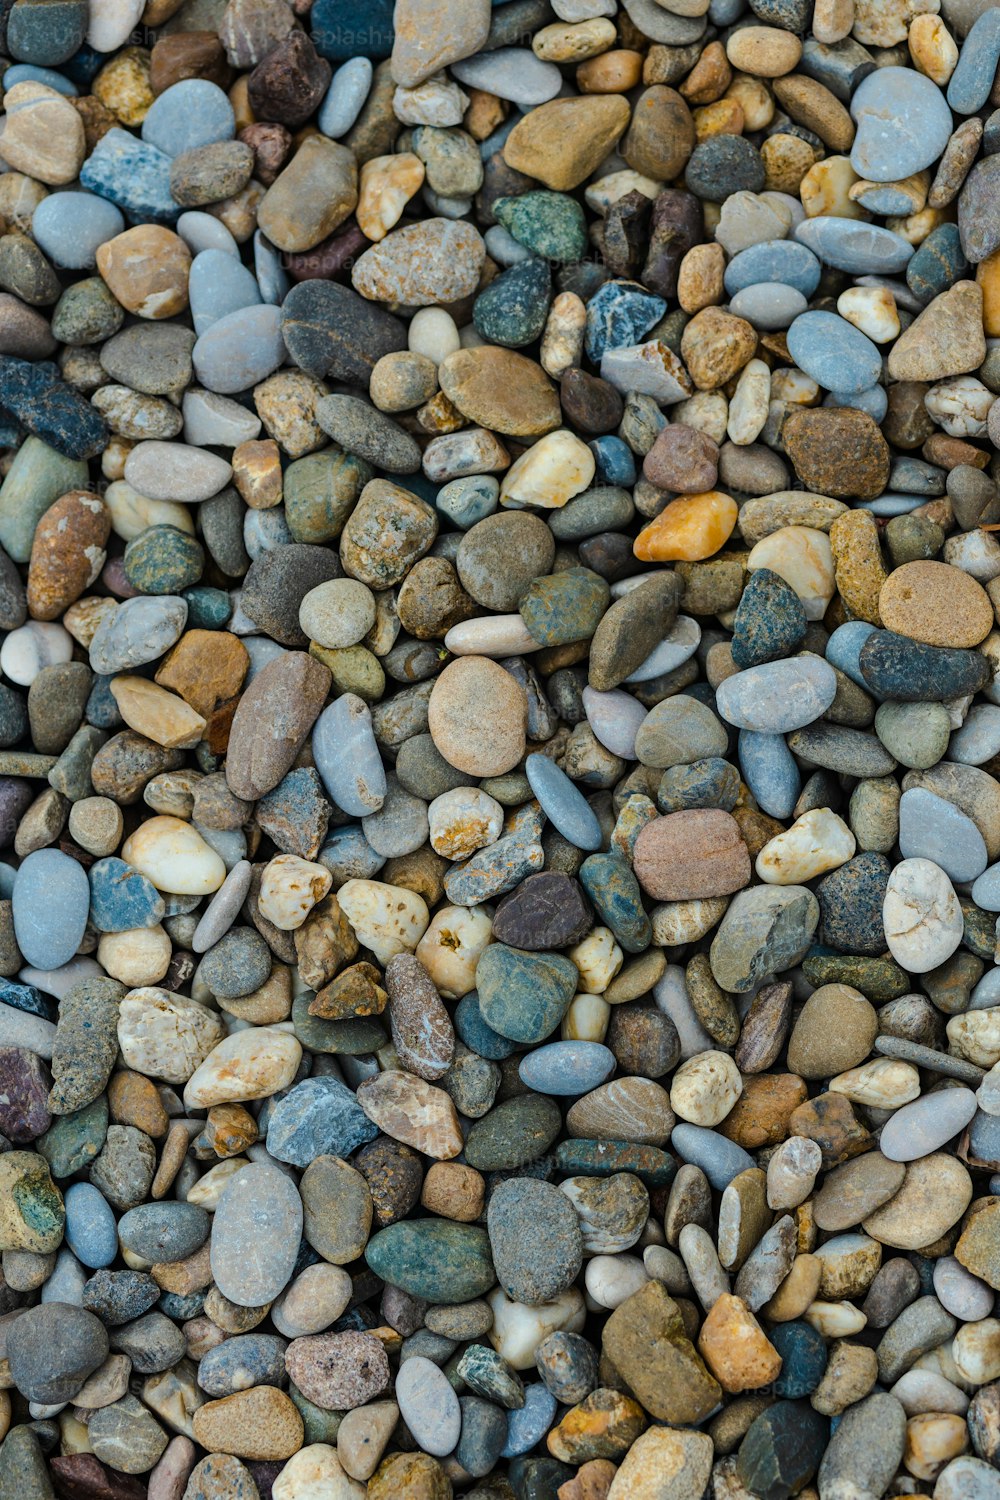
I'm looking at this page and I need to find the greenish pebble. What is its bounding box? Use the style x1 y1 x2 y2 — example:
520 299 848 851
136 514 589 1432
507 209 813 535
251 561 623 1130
493 191 588 261
473 257 551 348
519 567 610 648
464 1094 562 1171
849 777 900 854
181 587 231 628
549 486 635 542
874 701 951 771
552 1139 677 1186
51 277 125 346
289 1383 344 1443
284 449 372 544
801 949 910 1001
961 898 997 960
0 436 88 563
365 1219 496 1304
884 514 944 566
291 992 386 1054
475 944 578 1044
124 525 205 594
38 1096 109 1178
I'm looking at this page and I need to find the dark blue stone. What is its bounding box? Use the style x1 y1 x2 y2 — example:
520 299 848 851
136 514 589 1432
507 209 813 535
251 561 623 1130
859 630 992 702
731 567 807 668
771 1321 828 1398
589 435 636 486
584 278 666 363
737 1400 829 1500
311 0 394 60
817 851 890 955
62 44 103 85
0 356 107 459
85 674 123 729
0 977 54 1020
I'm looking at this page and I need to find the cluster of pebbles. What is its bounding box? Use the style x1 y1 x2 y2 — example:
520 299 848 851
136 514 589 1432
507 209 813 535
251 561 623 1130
12 0 1000 1497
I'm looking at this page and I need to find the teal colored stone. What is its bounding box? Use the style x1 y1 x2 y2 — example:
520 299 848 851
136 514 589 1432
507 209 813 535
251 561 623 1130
124 525 204 594
906 222 968 305
291 992 386 1055
365 1219 495 1303
454 992 518 1060
476 944 578 1043
552 1138 676 1187
518 567 610 648
961 898 997 960
657 757 741 814
579 852 651 953
181 586 231 628
37 1096 108 1179
0 436 88 562
771 1321 828 1398
289 1384 344 1443
456 1344 525 1410
284 449 372 544
473 257 551 348
493 191 588 261
731 568 807 668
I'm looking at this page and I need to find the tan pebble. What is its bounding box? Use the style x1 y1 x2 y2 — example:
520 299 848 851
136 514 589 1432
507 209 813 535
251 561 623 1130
698 1292 782 1392
904 1413 969 1481
680 41 732 104
98 926 172 987
773 74 854 152
909 14 959 84
96 225 191 319
801 155 865 218
763 1253 823 1321
880 559 993 647
428 655 527 777
109 677 207 750
541 291 586 379
502 95 631 191
837 285 900 342
421 1161 485 1221
677 243 726 313
26 490 110 621
726 26 802 76
0 82 85 184
232 438 282 509
670 1050 743 1127
357 1069 464 1159
356 152 426 242
192 1387 304 1461
182 1026 302 1108
726 74 774 130
813 0 854 42
576 49 644 92
533 18 616 61
258 853 333 931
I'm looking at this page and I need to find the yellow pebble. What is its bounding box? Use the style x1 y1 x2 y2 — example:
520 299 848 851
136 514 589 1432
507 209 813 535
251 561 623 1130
908 14 959 85
634 491 739 563
693 98 744 140
532 17 616 61
800 155 866 219
977 248 1000 337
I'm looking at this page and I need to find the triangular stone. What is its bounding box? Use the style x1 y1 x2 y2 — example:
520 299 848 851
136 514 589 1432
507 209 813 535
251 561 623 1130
887 279 985 381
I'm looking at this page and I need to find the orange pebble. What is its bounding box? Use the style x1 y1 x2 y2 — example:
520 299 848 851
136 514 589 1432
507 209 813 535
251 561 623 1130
577 49 643 93
634 491 738 562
